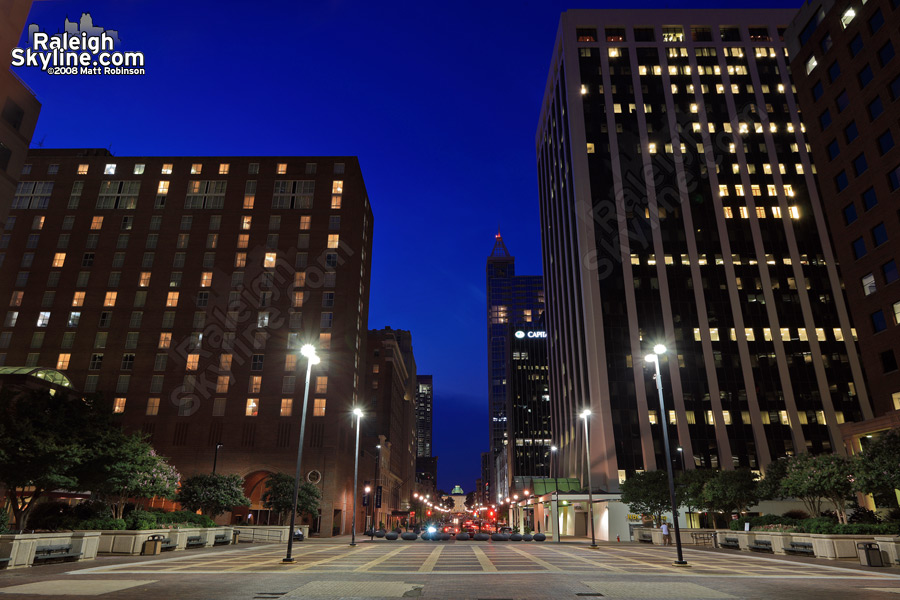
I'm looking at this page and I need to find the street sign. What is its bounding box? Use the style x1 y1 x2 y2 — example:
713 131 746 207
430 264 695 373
375 485 383 508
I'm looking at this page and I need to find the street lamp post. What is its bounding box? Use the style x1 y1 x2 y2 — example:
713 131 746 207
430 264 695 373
645 345 688 566
283 344 320 564
579 409 599 549
551 445 560 543
212 443 223 474
350 407 363 547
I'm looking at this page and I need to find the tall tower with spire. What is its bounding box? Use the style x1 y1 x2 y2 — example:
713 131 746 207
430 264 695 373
485 233 544 502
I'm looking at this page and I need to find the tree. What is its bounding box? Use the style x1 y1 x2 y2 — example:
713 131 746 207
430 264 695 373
702 468 759 518
757 456 791 501
261 474 321 525
464 491 477 509
84 433 180 519
778 454 825 517
177 474 250 518
620 470 670 526
677 468 716 515
0 388 114 530
854 430 900 508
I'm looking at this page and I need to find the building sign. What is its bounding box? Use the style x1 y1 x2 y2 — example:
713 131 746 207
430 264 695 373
514 330 547 339
375 485 383 508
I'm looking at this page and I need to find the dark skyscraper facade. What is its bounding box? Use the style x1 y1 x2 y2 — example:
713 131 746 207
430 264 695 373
415 374 433 458
486 233 544 501
537 9 873 493
785 0 900 418
506 323 551 483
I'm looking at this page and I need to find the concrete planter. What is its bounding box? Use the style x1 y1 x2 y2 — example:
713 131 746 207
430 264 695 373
808 534 875 560
874 536 900 566
747 532 791 554
0 532 100 568
234 526 289 543
96 528 181 554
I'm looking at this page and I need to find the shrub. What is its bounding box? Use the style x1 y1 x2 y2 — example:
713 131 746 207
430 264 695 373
72 500 113 521
27 501 77 531
125 509 158 530
155 510 216 528
848 508 881 524
782 510 809 520
886 508 900 522
76 517 126 530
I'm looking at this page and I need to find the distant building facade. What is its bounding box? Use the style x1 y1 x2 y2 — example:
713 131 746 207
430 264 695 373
486 233 544 501
2 149 374 536
415 374 433 457
785 0 900 418
506 323 552 484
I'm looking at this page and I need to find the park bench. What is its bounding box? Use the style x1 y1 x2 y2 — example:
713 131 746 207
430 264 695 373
159 537 177 551
214 533 230 545
720 537 740 549
32 544 81 564
185 535 205 548
785 541 814 556
637 532 653 543
0 557 10 568
749 539 773 553
691 532 715 546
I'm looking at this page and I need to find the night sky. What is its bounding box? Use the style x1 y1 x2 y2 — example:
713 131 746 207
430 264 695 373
15 0 798 492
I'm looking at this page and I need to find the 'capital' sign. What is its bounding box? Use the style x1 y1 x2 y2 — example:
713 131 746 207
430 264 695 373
515 330 547 339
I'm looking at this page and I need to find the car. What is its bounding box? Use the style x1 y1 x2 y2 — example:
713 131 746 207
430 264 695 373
498 526 513 534
442 525 460 534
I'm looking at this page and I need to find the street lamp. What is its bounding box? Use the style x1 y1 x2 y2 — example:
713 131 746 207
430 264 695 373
550 444 560 543
579 409 598 549
350 407 364 547
212 443 223 474
283 344 320 564
645 345 687 566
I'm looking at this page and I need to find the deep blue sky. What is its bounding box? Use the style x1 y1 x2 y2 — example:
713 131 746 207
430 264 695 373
16 0 798 492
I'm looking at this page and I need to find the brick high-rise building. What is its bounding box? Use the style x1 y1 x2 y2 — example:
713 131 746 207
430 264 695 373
364 327 418 529
536 10 874 503
785 0 900 418
2 149 373 536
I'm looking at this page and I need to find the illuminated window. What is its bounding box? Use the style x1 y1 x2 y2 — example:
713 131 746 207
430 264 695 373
264 252 277 268
789 206 800 219
280 398 293 417
52 253 66 267
160 164 173 174
816 328 825 341
91 216 103 230
316 376 328 394
235 253 246 268
285 355 297 371
586 143 595 154
709 328 720 341
136 272 151 287
245 398 259 417
745 328 755 341
71 291 84 307
798 328 808 341
113 397 126 413
771 206 782 218
157 180 170 195
756 206 766 219
300 216 311 230
739 207 749 219
763 328 772 341
190 163 202 175
319 332 331 349
200 272 212 287
313 398 326 417
166 292 179 307
146 397 160 416
327 234 339 249
186 354 200 370
218 163 230 175
274 163 287 175
241 216 252 230
56 353 71 370
77 164 89 175
249 376 262 394
258 311 270 327
293 291 305 307
694 328 701 341
104 292 117 307
648 143 657 154
668 410 677 424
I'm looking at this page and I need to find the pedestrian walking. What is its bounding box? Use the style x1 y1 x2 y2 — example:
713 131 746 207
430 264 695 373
661 522 671 546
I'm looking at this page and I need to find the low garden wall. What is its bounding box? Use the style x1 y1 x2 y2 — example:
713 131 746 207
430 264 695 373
93 526 235 555
232 525 290 543
0 531 101 568
716 529 893 560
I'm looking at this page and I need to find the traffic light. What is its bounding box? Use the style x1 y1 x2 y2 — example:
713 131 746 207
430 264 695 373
426 510 432 516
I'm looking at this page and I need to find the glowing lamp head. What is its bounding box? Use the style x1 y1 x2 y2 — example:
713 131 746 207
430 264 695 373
580 409 591 419
551 445 558 452
644 354 657 364
352 407 363 418
653 344 666 355
427 526 436 534
364 486 371 494
300 344 317 358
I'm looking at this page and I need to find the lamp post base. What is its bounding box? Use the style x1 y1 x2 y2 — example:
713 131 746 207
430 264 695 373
349 542 357 547
588 544 600 549
673 561 690 567
281 558 296 564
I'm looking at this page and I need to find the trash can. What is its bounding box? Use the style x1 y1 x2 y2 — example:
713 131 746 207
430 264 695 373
141 534 164 556
858 542 884 567
232 529 241 545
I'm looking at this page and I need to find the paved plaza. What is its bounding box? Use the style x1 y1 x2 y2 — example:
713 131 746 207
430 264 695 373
1 540 899 599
